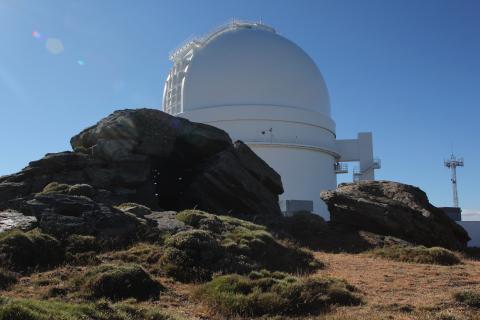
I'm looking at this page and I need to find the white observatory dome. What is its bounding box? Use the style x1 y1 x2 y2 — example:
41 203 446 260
165 22 331 117
164 21 379 219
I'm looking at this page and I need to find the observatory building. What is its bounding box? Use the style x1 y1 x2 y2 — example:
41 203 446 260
163 21 380 219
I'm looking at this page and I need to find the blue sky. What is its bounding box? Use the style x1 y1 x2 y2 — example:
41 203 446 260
0 0 479 217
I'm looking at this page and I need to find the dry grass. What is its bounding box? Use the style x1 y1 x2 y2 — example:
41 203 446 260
312 251 480 319
2 248 480 319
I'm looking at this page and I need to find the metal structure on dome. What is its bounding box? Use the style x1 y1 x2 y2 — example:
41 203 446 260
164 20 275 115
444 154 464 208
169 20 275 62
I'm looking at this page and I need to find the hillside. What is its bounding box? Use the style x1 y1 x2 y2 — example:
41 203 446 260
1 109 478 319
1 235 479 319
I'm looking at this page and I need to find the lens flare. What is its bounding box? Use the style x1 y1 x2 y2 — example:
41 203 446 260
45 38 64 55
77 60 85 66
32 31 42 39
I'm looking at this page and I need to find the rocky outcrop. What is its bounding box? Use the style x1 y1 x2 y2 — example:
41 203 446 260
24 193 151 244
144 211 190 234
0 109 283 222
0 210 37 233
320 181 470 250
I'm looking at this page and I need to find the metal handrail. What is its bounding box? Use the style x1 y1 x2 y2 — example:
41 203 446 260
169 19 276 61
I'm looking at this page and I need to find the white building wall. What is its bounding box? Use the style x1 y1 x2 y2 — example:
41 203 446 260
250 145 337 220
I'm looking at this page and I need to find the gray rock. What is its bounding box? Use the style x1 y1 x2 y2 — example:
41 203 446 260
183 147 281 217
145 211 189 234
320 181 470 250
25 193 149 244
233 141 283 194
0 210 37 232
116 203 152 217
0 182 29 204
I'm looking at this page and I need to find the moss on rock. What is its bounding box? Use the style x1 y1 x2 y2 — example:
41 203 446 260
163 210 321 283
39 182 71 195
38 182 95 198
161 230 223 282
0 229 63 272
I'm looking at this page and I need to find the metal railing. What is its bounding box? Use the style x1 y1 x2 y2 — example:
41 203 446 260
169 19 276 61
334 162 348 174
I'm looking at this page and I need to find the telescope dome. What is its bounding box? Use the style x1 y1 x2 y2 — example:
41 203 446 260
165 22 331 116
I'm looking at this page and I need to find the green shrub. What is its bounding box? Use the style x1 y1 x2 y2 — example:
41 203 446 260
161 230 223 282
64 235 100 266
0 298 182 320
370 245 461 266
194 271 362 317
0 229 63 272
67 184 95 197
38 182 71 195
454 290 480 308
106 243 162 265
171 210 322 282
38 182 95 198
75 263 164 301
65 235 99 254
0 269 17 290
66 252 101 266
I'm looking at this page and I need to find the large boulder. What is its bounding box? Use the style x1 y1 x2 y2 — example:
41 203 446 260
0 108 283 221
24 193 151 245
70 108 232 161
181 145 282 218
320 181 470 250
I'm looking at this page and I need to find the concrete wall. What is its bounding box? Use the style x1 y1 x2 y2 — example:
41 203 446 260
457 221 480 247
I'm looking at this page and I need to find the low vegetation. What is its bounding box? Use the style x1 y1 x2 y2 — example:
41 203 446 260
105 243 162 265
161 210 321 282
161 230 222 282
194 270 362 317
370 245 461 266
64 234 101 266
39 182 71 195
0 297 182 320
0 269 17 290
37 182 95 197
454 290 480 308
0 229 63 272
73 263 164 301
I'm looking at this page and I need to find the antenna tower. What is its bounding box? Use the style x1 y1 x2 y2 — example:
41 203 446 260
444 154 464 208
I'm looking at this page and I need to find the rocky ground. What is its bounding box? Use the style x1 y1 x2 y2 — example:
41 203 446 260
0 109 479 319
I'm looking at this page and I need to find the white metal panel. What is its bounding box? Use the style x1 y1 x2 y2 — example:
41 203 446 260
251 145 337 220
180 27 331 116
